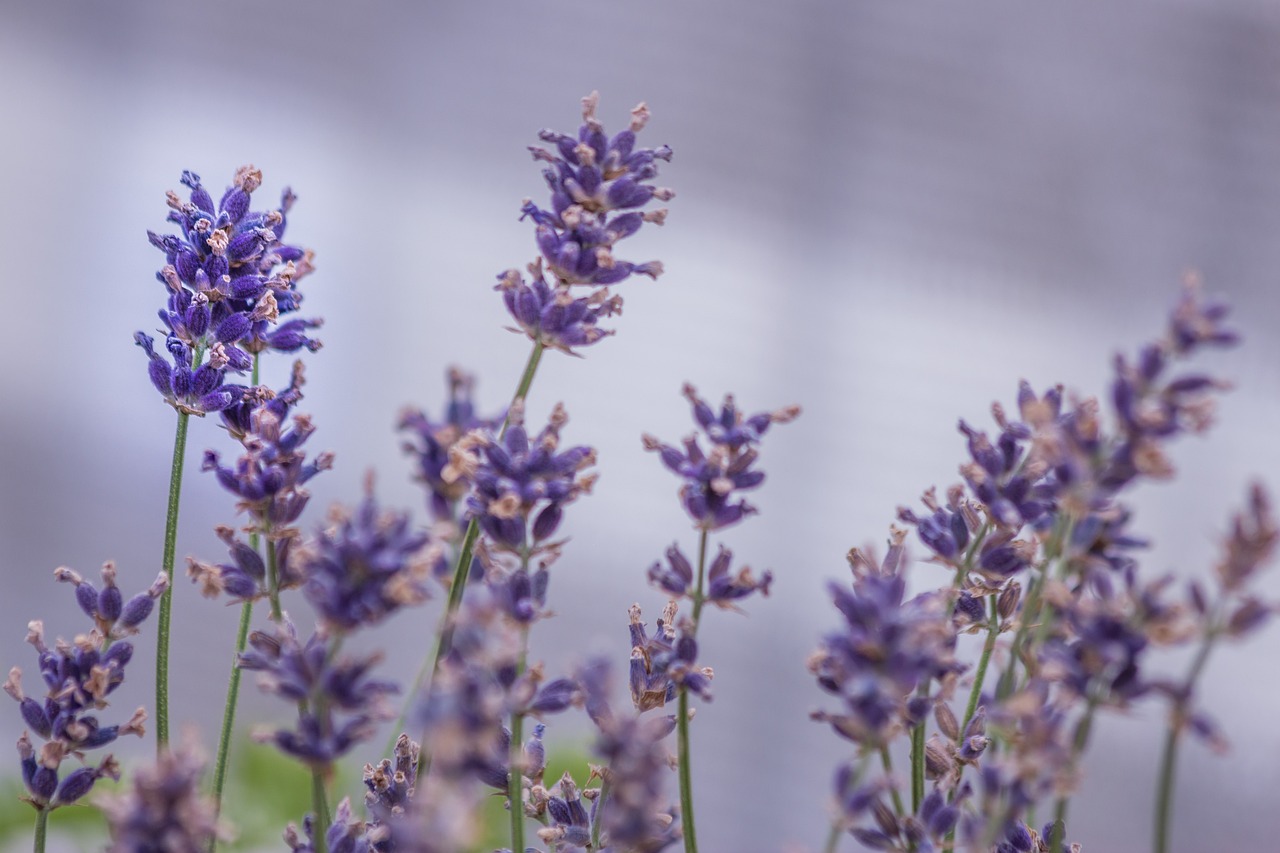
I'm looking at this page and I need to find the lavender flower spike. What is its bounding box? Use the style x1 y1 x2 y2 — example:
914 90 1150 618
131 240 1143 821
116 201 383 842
99 736 228 852
524 92 673 287
643 384 800 531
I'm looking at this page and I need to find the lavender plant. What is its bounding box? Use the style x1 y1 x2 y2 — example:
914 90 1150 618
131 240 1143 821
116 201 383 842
5 93 1274 853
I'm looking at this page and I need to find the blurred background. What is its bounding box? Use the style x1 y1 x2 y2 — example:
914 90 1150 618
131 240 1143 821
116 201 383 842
2 1 1279 850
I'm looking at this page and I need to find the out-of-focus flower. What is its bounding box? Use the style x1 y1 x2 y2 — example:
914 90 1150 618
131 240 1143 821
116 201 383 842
238 620 397 768
298 483 436 633
399 368 504 525
100 737 228 852
809 557 962 749
646 542 772 610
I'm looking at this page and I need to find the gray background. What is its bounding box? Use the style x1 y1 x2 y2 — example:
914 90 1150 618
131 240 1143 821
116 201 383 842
2 2 1279 850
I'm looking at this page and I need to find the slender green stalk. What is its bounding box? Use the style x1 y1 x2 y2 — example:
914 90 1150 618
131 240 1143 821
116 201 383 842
1154 622 1219 853
155 409 192 752
264 536 284 621
909 689 926 814
311 768 330 853
675 689 698 853
415 341 545 785
960 595 1001 737
591 775 611 848
822 822 843 853
508 582 533 853
676 528 710 853
32 810 47 853
878 746 907 817
209 598 254 844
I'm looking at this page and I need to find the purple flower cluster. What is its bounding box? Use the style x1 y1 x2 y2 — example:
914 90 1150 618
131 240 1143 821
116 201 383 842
136 167 319 415
99 738 226 852
399 368 504 526
192 408 334 602
647 542 772 611
452 401 597 558
298 485 437 633
237 620 397 768
643 384 800 531
578 658 680 852
5 566 162 811
809 542 962 748
628 603 713 710
498 93 673 353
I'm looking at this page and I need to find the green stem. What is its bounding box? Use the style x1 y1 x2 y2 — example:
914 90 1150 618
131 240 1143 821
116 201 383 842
960 595 1001 739
415 341 545 784
878 746 907 817
311 768 330 853
508 616 532 853
591 775 611 849
209 598 254 844
910 692 926 814
676 689 698 853
1154 623 1219 853
32 809 46 853
265 536 283 621
676 528 710 853
155 409 191 752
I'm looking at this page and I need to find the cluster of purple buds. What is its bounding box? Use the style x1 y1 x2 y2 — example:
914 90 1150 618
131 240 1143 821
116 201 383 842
577 659 680 852
497 93 673 353
6 566 162 811
449 401 597 558
99 738 226 852
399 368 504 525
237 620 397 768
220 359 308 444
628 603 713 711
809 537 963 748
647 542 772 611
193 408 334 601
496 260 624 354
524 92 672 287
136 167 319 415
362 734 419 834
419 589 579 796
298 483 437 633
53 561 167 641
643 384 800 531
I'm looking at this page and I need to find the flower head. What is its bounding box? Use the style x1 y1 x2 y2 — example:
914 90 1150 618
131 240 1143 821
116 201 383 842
238 620 398 767
523 92 672 287
298 481 436 633
643 384 799 531
399 368 504 525
100 737 227 852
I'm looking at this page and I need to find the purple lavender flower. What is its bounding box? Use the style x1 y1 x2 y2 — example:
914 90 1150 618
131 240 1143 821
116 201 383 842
6 571 157 811
52 562 167 640
419 588 579 798
627 603 713 710
237 620 398 767
451 401 597 556
496 261 624 354
523 92 672 288
298 483 436 633
137 167 320 415
646 542 772 610
643 384 800 531
194 407 334 602
809 551 962 748
577 659 680 853
399 368 504 525
99 738 227 852
219 358 308 443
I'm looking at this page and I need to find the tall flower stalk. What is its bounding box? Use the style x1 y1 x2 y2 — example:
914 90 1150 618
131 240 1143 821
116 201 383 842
641 386 798 851
137 166 316 752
